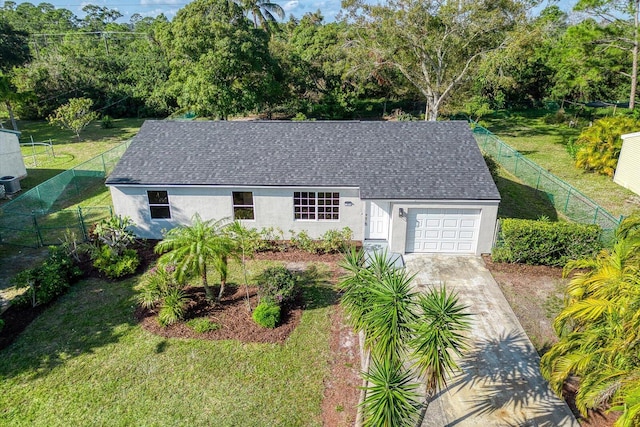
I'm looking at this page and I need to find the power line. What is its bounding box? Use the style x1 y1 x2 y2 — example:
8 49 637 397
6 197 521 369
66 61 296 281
32 31 148 37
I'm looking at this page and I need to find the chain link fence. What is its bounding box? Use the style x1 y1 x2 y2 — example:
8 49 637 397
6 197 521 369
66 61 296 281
0 141 130 248
473 126 622 240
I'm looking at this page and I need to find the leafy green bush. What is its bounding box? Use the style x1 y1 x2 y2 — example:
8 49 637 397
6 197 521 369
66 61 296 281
258 227 285 251
186 317 220 333
319 228 353 253
12 246 83 308
92 246 140 279
100 115 114 129
574 116 640 177
256 266 298 305
158 288 188 327
492 219 602 266
290 228 353 254
252 302 281 328
290 230 318 253
138 263 188 327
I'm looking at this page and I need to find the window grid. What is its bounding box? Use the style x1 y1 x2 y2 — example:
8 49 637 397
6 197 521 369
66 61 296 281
294 191 339 221
148 190 171 219
232 191 255 220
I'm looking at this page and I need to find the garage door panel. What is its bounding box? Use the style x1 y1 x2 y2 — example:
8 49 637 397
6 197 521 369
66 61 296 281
443 219 459 227
440 242 456 251
457 242 473 251
406 208 480 254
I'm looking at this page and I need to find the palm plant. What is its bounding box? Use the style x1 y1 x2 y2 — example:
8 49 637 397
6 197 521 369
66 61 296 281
338 249 472 427
232 0 284 31
155 214 233 301
540 215 640 425
574 116 640 177
361 356 421 427
411 286 471 413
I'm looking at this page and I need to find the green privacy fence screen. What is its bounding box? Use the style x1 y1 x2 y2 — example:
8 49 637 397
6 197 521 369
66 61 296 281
472 126 623 238
0 141 130 248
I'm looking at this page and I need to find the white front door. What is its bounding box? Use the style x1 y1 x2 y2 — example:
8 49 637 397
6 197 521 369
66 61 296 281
406 208 480 254
366 201 390 240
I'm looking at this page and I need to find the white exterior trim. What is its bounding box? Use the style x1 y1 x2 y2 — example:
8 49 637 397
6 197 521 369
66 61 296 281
615 132 640 196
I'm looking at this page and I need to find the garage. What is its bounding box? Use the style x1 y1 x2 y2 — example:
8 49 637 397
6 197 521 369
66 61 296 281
405 208 481 254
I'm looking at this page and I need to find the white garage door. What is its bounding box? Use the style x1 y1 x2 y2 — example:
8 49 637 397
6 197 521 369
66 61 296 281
406 208 481 254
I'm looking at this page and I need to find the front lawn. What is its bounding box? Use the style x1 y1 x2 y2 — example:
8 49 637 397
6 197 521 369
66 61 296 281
482 110 638 218
0 259 336 426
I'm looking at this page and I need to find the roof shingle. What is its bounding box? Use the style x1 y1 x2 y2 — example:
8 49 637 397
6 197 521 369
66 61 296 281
106 120 500 200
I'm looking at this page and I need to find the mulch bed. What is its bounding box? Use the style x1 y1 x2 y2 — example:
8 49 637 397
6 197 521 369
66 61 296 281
136 285 303 344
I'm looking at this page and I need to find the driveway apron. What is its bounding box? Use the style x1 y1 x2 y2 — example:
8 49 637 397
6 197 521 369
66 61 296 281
404 254 578 427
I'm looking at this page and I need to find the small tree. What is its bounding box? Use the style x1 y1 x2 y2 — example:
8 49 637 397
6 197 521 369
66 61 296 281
47 97 99 140
155 215 233 301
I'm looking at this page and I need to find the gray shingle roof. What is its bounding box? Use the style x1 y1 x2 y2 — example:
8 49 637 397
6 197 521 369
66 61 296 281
106 120 500 200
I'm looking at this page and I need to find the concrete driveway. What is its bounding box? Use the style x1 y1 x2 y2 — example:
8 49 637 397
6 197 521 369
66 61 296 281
404 254 578 427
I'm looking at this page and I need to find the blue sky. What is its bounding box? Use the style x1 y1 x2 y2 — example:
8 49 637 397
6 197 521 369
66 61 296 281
2 0 575 24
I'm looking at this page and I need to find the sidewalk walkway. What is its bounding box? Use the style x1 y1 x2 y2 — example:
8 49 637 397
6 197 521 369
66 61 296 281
404 254 578 427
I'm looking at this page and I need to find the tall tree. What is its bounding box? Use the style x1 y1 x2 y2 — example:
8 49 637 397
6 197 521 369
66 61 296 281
0 73 21 131
475 6 565 109
574 0 640 109
343 0 528 120
166 0 283 119
0 19 29 70
233 0 284 31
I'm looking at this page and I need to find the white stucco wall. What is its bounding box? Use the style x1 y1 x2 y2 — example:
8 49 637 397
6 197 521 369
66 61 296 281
0 129 27 179
109 185 364 240
387 200 500 255
614 132 640 196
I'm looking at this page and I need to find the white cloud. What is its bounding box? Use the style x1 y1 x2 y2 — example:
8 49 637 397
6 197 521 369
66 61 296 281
282 0 299 12
140 0 184 5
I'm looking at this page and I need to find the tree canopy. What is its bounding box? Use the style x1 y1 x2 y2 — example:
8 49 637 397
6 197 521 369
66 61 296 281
0 1 639 122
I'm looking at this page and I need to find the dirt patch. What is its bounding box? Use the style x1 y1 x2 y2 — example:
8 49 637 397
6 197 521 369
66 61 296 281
322 304 360 427
483 255 619 427
483 254 565 353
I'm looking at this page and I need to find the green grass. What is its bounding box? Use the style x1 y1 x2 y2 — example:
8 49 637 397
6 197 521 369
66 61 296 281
15 118 144 192
0 259 336 426
495 167 559 220
482 109 638 218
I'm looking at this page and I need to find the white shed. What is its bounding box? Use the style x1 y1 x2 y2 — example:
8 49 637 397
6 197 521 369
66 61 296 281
615 132 640 196
0 128 27 179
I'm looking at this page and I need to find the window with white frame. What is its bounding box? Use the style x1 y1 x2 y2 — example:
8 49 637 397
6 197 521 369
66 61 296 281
232 191 254 220
148 190 171 219
294 191 339 220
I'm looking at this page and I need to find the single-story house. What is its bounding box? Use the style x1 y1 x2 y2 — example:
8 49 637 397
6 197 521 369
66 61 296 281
105 120 500 255
0 128 27 180
614 131 640 196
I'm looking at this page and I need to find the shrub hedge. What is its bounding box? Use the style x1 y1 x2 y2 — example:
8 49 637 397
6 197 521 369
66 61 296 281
11 246 83 308
492 219 602 266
